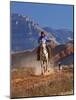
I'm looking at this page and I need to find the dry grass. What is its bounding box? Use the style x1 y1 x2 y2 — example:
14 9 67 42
11 67 74 98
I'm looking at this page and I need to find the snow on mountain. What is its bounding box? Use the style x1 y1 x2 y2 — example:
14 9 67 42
43 27 73 44
11 14 73 52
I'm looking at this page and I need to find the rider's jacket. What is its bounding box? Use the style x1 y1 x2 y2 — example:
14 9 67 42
38 36 50 44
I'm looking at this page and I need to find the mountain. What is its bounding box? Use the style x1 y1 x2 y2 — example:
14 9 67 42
43 27 73 44
11 13 73 52
52 40 74 65
11 14 39 52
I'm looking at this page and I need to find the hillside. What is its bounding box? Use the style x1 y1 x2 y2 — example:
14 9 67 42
11 13 73 52
11 40 74 68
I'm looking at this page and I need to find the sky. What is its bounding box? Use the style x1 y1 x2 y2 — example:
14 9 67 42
10 1 73 31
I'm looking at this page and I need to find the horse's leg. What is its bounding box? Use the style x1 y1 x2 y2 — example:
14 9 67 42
43 60 45 74
46 61 47 71
41 61 43 75
46 55 48 72
43 61 46 73
41 60 44 75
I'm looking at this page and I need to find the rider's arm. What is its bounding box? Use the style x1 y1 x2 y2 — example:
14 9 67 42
45 36 51 42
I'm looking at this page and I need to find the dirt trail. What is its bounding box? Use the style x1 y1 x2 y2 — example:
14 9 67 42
11 67 73 98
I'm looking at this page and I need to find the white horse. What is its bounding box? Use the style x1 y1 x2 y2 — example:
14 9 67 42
40 42 49 75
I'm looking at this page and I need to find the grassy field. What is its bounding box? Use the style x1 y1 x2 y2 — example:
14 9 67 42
11 67 74 98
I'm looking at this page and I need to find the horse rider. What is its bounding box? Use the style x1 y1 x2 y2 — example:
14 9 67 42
37 31 51 60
